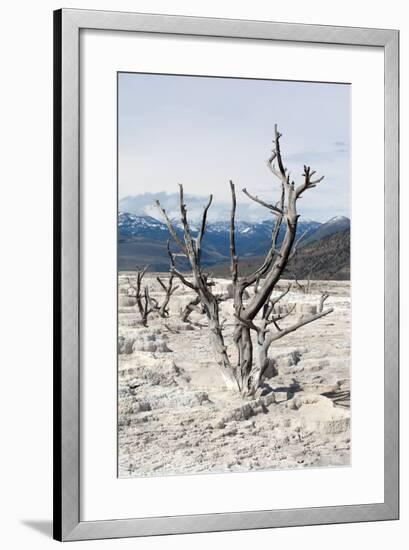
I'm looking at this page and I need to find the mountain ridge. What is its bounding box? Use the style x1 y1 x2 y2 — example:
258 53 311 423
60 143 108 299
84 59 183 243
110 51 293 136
118 212 350 275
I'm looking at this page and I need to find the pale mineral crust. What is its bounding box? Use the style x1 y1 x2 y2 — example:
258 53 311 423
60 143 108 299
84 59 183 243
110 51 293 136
118 275 351 478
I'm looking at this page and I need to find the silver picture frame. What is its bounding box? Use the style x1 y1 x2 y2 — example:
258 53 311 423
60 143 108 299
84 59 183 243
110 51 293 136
53 8 399 541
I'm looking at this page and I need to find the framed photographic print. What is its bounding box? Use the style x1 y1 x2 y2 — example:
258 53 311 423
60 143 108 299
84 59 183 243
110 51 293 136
54 8 399 541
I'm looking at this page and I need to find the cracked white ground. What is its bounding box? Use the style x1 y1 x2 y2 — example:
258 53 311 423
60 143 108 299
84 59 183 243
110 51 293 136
118 275 350 478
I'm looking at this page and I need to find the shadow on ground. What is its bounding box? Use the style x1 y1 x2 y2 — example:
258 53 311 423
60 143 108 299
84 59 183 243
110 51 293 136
22 520 53 538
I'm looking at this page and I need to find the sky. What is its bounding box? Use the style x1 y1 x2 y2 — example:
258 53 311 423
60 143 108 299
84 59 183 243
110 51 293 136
118 72 350 222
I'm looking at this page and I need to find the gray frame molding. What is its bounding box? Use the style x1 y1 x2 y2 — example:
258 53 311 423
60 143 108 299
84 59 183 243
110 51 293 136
53 8 399 542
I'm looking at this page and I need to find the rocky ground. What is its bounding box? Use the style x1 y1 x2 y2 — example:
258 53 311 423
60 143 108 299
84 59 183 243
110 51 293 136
118 275 351 478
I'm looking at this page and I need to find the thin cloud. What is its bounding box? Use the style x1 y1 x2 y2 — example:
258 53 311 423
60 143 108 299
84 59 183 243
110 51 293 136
118 74 350 221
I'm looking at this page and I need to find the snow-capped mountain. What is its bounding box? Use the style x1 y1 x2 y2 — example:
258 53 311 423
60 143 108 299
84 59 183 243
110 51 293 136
301 215 350 246
118 211 321 245
118 211 330 269
118 212 168 237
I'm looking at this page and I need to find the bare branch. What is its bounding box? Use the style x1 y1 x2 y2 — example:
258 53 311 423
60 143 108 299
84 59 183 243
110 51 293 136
230 180 238 284
156 276 167 292
155 274 179 317
240 244 283 290
155 199 187 254
319 293 330 313
295 165 325 198
270 283 292 309
268 303 297 330
178 184 191 242
271 317 283 332
264 308 334 347
242 188 283 216
196 194 213 256
274 124 286 179
265 124 289 193
233 313 259 334
169 268 196 291
145 287 158 313
289 228 309 260
261 284 294 329
166 240 196 291
263 307 333 349
241 132 287 290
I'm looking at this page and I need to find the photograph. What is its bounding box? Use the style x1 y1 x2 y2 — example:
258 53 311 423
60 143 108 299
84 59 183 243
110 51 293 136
117 73 352 478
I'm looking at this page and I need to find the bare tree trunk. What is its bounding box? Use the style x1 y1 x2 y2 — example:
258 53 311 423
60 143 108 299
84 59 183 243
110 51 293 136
208 314 239 390
232 325 253 394
140 287 155 327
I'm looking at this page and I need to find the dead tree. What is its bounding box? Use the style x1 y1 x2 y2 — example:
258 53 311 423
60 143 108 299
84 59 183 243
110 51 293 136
155 275 179 317
157 125 333 396
126 267 155 327
140 287 156 326
126 266 147 316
